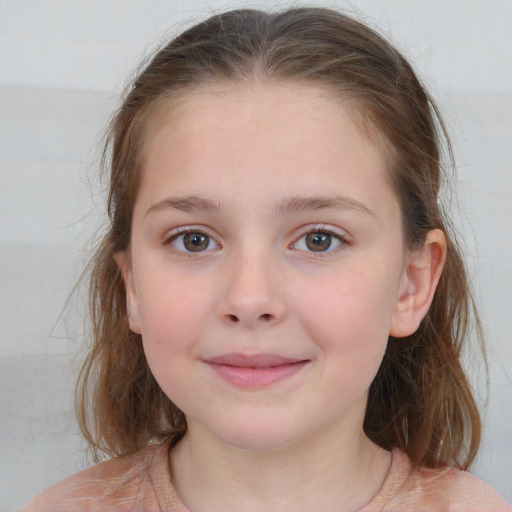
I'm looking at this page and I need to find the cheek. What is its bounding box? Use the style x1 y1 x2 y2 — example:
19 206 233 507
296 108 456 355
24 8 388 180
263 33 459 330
296 267 395 366
136 274 211 355
136 280 207 407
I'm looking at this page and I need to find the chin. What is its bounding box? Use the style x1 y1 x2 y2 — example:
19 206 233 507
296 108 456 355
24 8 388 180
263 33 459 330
209 417 305 453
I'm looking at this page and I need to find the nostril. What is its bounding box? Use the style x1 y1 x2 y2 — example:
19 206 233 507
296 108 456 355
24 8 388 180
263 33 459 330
228 314 239 323
260 313 273 321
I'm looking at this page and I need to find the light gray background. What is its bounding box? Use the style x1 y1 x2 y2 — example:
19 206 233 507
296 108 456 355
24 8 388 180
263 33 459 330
1 0 511 510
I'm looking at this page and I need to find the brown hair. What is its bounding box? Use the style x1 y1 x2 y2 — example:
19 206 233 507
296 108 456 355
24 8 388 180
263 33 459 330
77 7 484 470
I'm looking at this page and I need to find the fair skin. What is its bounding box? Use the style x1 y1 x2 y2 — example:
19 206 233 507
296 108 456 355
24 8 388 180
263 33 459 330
116 81 446 512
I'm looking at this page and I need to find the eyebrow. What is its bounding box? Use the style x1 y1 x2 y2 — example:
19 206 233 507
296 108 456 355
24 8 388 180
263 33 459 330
145 194 374 217
145 196 223 217
275 195 375 217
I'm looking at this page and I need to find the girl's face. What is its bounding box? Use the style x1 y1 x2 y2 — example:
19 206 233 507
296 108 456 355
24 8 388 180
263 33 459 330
119 82 417 451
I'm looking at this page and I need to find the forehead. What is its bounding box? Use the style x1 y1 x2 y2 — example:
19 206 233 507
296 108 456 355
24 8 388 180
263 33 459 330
143 80 388 163
136 80 397 220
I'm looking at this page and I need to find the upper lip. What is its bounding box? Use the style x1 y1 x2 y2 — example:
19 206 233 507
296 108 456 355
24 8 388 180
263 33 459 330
204 353 308 368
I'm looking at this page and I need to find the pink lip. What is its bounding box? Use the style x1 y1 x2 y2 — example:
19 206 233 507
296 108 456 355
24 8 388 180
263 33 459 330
203 353 309 388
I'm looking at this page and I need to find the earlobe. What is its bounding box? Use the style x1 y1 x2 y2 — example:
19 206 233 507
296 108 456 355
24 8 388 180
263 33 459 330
114 251 142 335
390 229 446 338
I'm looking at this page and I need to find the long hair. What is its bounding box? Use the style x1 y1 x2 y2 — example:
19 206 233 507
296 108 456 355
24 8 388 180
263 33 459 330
77 7 484 469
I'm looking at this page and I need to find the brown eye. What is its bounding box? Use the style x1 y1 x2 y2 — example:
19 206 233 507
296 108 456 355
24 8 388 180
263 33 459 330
183 233 211 252
293 230 345 254
305 232 333 252
167 231 218 253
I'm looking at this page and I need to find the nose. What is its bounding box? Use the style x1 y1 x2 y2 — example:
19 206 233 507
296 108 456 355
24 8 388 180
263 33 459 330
217 249 287 328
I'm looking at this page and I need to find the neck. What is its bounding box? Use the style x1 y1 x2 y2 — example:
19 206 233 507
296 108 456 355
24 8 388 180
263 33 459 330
170 417 391 512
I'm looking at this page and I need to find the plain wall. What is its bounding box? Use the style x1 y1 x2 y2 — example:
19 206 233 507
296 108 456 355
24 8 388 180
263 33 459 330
1 0 511 509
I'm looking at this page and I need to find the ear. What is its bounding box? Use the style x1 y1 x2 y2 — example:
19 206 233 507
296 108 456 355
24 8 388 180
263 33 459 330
114 251 142 335
390 229 446 338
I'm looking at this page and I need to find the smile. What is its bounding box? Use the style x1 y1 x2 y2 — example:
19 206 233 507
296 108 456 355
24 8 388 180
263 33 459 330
203 354 310 388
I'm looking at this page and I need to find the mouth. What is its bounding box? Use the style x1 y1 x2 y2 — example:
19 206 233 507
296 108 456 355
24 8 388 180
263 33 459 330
203 353 310 388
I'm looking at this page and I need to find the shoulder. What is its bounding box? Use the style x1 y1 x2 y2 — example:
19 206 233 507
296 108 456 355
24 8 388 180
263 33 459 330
413 464 511 511
20 441 184 512
365 450 512 512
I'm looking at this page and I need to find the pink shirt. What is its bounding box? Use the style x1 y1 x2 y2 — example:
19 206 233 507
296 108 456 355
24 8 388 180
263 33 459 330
21 440 511 511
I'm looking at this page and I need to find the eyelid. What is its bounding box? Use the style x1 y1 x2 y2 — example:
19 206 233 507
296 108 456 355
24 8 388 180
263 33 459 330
291 224 352 254
160 223 351 254
162 226 221 252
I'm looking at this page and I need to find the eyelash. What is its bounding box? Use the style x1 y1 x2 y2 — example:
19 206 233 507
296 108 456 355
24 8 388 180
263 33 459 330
291 226 351 255
162 228 220 254
161 225 351 255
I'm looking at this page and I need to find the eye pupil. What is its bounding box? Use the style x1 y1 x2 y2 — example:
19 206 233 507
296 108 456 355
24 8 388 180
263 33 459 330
306 232 332 252
184 233 209 252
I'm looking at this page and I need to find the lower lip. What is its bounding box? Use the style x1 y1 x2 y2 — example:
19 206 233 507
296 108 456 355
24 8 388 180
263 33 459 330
205 361 308 388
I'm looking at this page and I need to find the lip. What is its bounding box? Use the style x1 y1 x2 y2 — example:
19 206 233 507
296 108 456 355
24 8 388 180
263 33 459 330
203 353 310 388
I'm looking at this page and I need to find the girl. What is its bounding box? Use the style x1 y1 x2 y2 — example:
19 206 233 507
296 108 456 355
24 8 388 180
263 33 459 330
22 7 511 511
